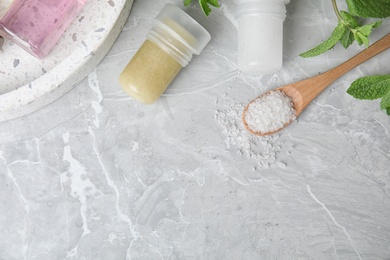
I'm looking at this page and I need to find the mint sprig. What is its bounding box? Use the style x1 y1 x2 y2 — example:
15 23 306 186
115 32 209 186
300 0 384 58
184 0 220 16
347 75 390 115
353 21 382 47
301 0 390 116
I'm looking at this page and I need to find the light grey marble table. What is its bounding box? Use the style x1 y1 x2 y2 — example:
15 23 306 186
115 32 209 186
1 0 389 259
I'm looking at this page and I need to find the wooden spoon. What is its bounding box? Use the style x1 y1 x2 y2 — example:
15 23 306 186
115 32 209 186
243 33 390 136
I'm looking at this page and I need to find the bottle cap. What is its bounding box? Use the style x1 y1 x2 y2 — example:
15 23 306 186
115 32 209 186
236 0 290 75
148 4 211 66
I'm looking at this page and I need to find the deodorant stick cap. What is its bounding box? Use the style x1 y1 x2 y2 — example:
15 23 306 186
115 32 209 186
236 0 290 75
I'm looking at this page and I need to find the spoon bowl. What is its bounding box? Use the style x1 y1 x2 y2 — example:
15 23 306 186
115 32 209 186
242 88 296 136
243 33 390 136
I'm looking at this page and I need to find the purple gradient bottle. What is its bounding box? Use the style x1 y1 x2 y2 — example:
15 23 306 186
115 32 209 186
0 0 87 58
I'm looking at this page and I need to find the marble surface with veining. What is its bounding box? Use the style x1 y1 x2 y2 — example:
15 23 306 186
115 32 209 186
0 0 390 259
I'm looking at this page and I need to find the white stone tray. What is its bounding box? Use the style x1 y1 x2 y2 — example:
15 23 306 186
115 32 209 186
0 0 134 122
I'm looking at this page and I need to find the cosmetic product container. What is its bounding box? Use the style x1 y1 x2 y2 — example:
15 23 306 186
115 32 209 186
119 4 211 104
0 0 88 58
236 0 290 75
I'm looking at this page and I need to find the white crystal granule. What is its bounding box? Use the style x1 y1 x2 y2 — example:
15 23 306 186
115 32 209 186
244 90 296 134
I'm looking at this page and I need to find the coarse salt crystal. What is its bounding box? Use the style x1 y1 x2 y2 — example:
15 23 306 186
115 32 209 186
244 90 296 134
215 100 294 168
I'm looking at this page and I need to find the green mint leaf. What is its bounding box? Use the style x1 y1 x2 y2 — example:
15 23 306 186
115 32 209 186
184 0 219 16
199 0 212 16
198 0 220 16
300 23 346 58
340 11 359 27
346 0 390 18
353 30 369 46
340 30 355 48
339 11 359 48
386 107 390 116
347 75 390 100
380 93 390 110
352 21 382 47
183 0 192 6
208 0 220 7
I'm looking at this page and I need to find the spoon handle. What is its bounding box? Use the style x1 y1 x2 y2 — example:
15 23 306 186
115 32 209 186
321 33 390 83
289 33 390 115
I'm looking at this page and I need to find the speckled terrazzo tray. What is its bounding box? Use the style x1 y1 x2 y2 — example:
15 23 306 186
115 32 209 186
0 0 133 122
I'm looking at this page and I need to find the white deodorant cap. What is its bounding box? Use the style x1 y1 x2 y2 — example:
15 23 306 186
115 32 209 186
237 0 290 76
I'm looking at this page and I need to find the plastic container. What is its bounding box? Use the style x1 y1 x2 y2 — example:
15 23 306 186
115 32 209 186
0 0 88 59
236 0 290 75
119 4 211 104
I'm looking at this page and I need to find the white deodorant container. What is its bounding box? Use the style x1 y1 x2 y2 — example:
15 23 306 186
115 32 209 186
236 0 290 76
